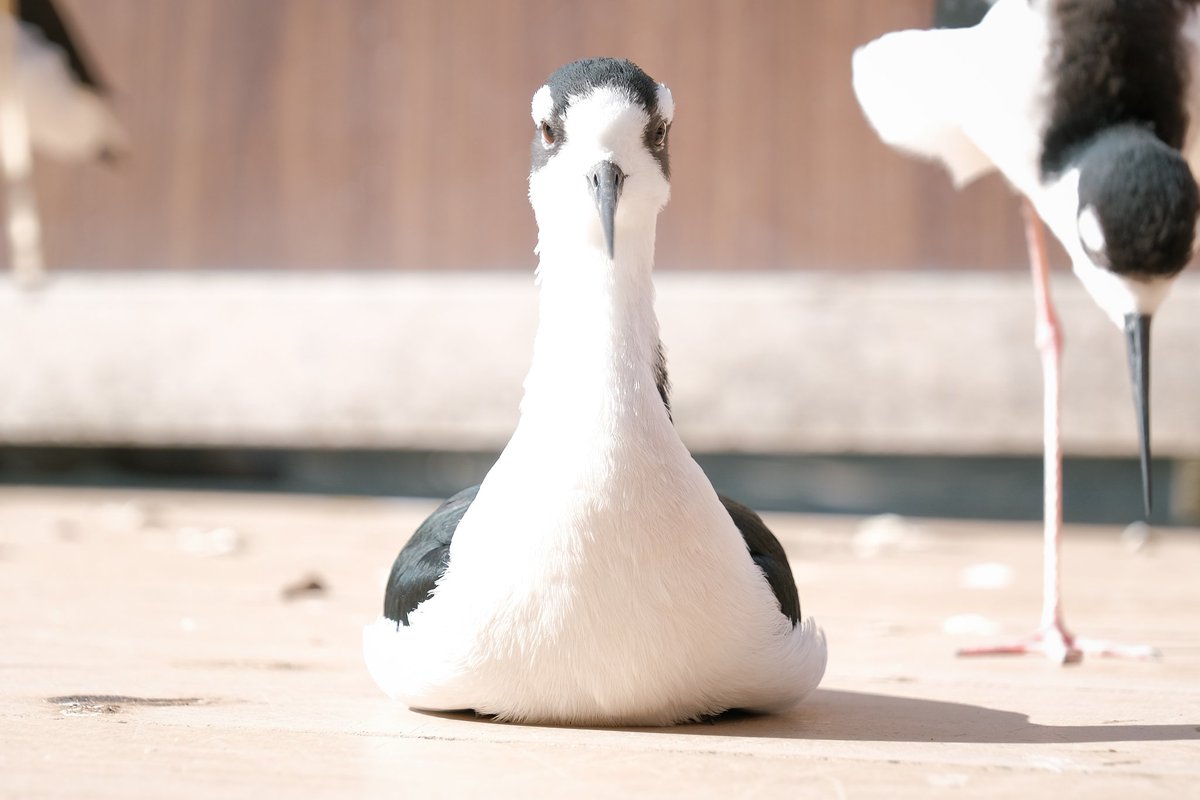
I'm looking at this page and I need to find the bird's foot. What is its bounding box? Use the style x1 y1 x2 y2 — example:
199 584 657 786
956 623 1082 664
956 622 1160 665
1072 636 1160 661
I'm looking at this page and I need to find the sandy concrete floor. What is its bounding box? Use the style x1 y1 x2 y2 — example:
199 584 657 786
1 486 1197 798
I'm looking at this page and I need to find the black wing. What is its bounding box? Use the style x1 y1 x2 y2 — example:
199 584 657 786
720 495 801 626
933 0 993 29
383 485 479 626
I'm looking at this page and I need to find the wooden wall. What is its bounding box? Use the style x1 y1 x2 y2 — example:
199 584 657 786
22 0 1035 272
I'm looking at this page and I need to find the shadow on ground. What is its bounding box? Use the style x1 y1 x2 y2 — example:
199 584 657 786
421 689 1200 745
666 689 1200 744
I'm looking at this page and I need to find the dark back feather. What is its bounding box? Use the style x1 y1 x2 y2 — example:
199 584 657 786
1041 0 1198 176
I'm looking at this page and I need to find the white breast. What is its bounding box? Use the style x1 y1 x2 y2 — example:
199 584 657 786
365 391 825 724
364 251 825 724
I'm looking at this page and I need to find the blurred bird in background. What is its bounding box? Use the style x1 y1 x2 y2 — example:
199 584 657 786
0 0 125 286
853 0 1200 663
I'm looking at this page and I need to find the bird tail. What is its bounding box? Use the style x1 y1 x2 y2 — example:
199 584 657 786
852 26 994 188
738 615 828 714
363 616 412 699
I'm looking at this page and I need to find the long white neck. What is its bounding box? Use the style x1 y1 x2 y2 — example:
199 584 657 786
519 224 665 437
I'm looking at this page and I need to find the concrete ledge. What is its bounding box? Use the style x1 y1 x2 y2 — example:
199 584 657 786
1 270 1198 456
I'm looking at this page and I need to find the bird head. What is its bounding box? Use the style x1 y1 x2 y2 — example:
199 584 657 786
1068 125 1198 325
527 58 673 264
1058 125 1199 516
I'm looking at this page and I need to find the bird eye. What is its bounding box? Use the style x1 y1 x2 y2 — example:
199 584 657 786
652 122 668 148
540 121 556 147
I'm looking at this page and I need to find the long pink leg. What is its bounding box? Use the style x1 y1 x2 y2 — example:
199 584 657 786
1027 199 1078 662
957 200 1156 663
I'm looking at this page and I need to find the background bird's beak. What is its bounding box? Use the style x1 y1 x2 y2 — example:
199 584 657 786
1124 313 1153 517
587 161 625 258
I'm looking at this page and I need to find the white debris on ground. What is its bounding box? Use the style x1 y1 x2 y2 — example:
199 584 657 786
958 561 1014 590
1120 521 1157 553
98 501 160 532
96 499 246 557
175 525 243 557
941 614 999 637
926 773 970 789
851 513 930 558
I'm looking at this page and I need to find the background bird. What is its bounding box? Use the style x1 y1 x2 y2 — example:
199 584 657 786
363 57 827 725
852 0 1199 663
0 0 126 286
933 0 997 28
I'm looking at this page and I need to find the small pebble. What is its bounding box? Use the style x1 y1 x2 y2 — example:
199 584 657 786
282 574 327 601
54 518 81 542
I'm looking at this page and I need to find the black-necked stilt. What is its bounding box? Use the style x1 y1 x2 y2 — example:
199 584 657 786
0 0 125 285
363 58 827 725
853 0 1198 663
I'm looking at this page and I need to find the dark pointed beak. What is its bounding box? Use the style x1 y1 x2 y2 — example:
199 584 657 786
587 160 625 258
1124 313 1153 517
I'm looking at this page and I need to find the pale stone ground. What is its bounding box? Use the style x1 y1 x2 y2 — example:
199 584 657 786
2 487 1197 799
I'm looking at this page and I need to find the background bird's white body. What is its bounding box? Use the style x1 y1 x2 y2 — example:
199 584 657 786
853 0 1198 662
365 78 825 725
852 0 1200 321
7 15 125 161
0 4 126 286
851 0 1045 192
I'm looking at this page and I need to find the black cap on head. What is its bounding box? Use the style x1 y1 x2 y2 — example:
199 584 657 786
933 0 992 29
1076 126 1199 279
530 58 671 179
543 59 659 116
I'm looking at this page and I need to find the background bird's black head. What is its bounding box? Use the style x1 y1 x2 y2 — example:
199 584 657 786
1076 126 1199 278
530 57 671 179
932 0 994 29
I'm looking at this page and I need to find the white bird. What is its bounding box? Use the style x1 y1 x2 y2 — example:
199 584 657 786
363 58 827 725
853 0 1200 663
0 0 126 285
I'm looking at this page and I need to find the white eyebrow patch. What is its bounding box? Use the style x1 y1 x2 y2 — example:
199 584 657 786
531 85 554 123
656 83 674 123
